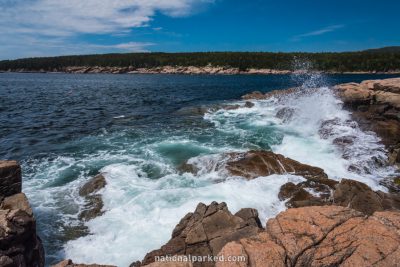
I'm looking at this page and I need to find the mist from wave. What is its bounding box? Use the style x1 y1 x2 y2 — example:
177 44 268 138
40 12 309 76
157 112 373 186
11 71 398 266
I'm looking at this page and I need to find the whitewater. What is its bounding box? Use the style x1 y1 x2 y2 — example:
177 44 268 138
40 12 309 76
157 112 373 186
17 72 396 266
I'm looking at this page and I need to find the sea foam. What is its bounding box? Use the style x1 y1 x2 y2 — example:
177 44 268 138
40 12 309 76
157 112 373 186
23 72 397 266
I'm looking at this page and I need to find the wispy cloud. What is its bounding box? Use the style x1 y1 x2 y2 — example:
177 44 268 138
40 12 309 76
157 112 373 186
0 37 154 59
292 24 345 41
0 0 213 59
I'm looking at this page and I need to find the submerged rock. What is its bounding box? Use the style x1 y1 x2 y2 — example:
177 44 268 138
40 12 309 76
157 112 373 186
78 195 104 221
79 174 107 197
78 174 107 221
217 206 400 267
135 202 262 267
275 107 295 122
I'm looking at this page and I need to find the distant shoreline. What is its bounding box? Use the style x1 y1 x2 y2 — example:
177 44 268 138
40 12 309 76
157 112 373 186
1 66 400 75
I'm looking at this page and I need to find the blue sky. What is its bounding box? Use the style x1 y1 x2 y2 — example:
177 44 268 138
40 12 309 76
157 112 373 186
1 0 399 59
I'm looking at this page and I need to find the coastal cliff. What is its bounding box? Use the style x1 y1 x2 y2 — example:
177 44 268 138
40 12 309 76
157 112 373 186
0 161 44 267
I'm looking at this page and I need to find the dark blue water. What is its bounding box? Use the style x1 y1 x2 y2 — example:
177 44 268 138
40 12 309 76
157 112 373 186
1 72 399 266
1 73 398 161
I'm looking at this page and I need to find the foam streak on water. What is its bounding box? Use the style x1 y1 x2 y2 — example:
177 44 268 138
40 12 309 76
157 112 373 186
16 73 398 266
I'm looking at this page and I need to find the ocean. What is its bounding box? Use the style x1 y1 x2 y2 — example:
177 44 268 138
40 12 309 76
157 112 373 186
0 72 398 266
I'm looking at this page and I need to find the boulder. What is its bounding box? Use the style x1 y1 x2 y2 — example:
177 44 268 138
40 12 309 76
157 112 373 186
334 82 373 106
136 202 262 267
278 178 336 208
333 179 400 215
279 178 400 215
0 193 45 267
79 174 107 197
375 91 400 109
0 161 22 198
78 174 107 221
334 78 400 168
224 150 328 180
217 206 400 267
361 78 400 93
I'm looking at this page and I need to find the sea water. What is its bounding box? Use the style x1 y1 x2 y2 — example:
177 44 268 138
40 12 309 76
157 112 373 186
0 72 398 266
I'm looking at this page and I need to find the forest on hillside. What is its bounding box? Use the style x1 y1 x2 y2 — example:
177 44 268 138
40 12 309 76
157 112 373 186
1 49 400 72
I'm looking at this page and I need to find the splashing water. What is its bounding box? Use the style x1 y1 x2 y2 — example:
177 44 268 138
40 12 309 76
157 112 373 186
14 71 397 266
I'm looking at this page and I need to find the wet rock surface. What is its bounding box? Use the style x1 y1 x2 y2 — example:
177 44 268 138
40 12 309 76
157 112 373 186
334 78 400 168
278 179 336 208
79 174 107 197
224 150 328 180
0 161 45 267
275 107 295 122
135 202 262 267
333 179 400 215
78 174 107 221
279 178 400 215
180 150 329 182
380 176 400 193
0 161 22 198
217 206 400 267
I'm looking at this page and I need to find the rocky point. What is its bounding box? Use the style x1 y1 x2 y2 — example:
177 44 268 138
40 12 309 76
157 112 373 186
0 161 44 267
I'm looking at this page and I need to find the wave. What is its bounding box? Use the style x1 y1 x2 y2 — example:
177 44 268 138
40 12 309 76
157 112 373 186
22 71 397 266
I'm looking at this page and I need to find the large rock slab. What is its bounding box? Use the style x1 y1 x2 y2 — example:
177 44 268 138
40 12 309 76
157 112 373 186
217 206 400 267
0 161 22 198
224 150 328 180
135 202 262 267
0 193 44 267
183 150 328 182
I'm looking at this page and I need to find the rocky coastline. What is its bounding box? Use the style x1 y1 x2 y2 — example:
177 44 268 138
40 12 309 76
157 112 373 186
0 161 44 267
1 78 400 267
2 66 400 75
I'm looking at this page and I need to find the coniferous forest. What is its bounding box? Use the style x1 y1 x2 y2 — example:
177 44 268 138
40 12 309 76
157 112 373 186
1 47 400 72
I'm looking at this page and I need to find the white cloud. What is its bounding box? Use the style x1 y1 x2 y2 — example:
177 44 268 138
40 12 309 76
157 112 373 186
0 37 154 59
1 0 212 36
292 24 344 41
106 42 154 51
0 0 212 59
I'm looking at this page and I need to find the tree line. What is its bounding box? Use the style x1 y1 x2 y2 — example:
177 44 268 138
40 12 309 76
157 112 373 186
1 49 400 72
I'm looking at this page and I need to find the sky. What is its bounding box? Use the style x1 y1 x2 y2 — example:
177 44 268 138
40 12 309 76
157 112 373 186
0 0 400 60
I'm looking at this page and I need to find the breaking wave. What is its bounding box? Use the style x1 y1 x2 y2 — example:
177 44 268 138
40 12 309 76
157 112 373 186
20 71 396 266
